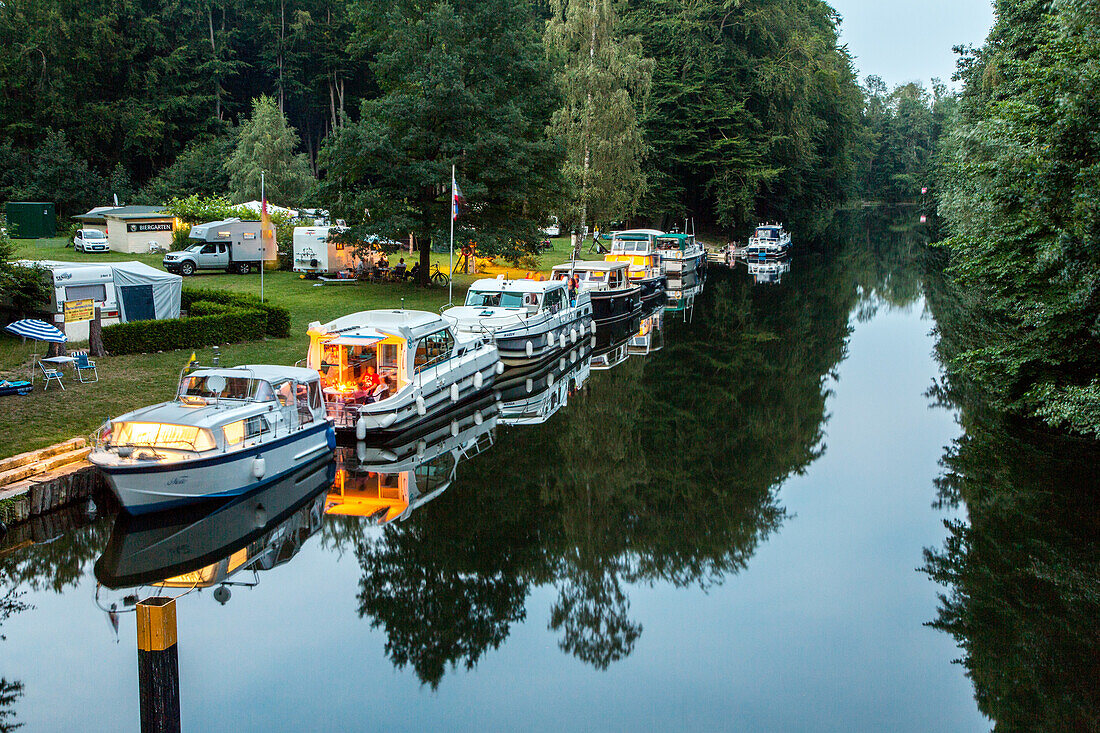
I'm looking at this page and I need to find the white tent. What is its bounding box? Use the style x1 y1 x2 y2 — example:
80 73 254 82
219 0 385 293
110 261 182 321
235 200 299 218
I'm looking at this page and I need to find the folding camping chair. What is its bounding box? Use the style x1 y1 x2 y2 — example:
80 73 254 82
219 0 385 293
38 360 64 390
73 351 98 383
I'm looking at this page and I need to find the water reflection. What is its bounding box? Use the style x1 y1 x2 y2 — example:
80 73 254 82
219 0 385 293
747 256 791 284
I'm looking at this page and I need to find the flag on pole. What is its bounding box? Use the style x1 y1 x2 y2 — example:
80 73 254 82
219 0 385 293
452 177 465 221
260 197 276 259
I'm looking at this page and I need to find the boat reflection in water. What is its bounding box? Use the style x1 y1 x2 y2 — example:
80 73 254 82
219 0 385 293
94 455 335 599
747 256 791 285
496 342 591 426
325 397 498 525
590 311 637 371
664 266 704 315
627 307 665 357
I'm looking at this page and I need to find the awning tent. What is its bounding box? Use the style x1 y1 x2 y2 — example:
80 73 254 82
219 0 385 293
110 261 182 322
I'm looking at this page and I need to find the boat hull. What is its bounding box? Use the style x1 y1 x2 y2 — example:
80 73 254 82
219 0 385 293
494 313 595 367
91 421 336 514
590 286 642 326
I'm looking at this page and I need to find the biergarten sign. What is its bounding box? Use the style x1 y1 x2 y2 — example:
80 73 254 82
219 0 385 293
126 222 173 233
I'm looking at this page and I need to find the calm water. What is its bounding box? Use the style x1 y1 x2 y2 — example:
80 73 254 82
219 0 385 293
0 212 1042 731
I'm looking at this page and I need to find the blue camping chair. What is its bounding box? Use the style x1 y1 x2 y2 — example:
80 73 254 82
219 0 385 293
38 360 64 391
73 351 98 383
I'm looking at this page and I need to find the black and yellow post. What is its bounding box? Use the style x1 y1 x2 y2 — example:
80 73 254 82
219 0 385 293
136 596 181 733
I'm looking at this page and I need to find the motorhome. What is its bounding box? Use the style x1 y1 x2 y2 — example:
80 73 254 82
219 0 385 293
162 218 275 275
292 225 354 276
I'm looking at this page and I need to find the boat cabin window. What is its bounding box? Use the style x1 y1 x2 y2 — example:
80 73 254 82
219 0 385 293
224 415 270 446
544 287 564 313
465 290 501 307
179 375 275 402
111 422 216 452
608 269 624 287
414 329 455 372
499 290 537 309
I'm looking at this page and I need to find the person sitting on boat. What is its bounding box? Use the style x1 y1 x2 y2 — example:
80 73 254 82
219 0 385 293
362 366 387 402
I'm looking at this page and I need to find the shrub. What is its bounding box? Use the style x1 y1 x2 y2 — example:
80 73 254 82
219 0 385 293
103 309 266 355
186 300 232 317
181 288 291 338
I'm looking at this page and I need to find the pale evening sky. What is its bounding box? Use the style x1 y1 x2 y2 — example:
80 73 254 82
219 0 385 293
828 0 996 89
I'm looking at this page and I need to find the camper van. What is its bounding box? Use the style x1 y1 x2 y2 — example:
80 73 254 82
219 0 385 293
15 260 119 341
162 218 275 276
14 260 182 342
292 225 353 276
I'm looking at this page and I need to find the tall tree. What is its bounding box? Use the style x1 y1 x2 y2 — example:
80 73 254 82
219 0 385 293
225 95 315 205
544 0 653 253
317 0 564 285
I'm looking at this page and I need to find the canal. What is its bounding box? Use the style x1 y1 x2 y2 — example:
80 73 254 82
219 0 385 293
2 210 1080 730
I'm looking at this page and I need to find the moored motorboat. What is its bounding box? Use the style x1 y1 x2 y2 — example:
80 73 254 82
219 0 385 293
745 223 791 260
442 277 594 367
306 309 501 440
605 229 667 303
90 365 336 514
551 260 641 326
655 232 705 277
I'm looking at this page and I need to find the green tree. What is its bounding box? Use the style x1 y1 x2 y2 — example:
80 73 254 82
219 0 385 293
936 0 1100 436
138 136 234 204
545 0 653 252
17 130 101 217
317 0 564 285
225 95 315 206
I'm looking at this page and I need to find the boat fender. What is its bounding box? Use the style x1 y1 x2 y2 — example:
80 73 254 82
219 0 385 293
547 373 555 387
416 439 426 457
494 390 502 401
450 420 459 437
416 396 427 416
474 371 483 389
525 378 533 393
590 321 597 334
525 341 534 357
496 400 504 412
559 333 567 349
570 328 577 343
474 410 483 425
356 442 368 463
495 361 504 375
355 416 367 441
559 357 566 371
591 336 597 348
570 349 577 362
254 503 267 528
252 456 266 480
450 383 460 402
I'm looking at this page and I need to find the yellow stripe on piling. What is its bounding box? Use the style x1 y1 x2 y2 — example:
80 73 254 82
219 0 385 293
136 597 177 652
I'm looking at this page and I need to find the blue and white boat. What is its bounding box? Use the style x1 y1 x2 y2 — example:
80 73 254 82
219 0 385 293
745 223 792 260
90 365 335 514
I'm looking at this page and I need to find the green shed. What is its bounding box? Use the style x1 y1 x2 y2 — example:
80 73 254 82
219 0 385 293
5 202 56 239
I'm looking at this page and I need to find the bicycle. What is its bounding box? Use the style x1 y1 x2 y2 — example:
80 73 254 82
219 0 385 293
429 263 449 285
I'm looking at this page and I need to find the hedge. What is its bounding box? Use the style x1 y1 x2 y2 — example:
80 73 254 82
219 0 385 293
181 288 290 338
101 289 291 355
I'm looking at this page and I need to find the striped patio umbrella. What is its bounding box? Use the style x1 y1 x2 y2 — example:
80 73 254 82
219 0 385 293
4 319 67 343
5 319 68 385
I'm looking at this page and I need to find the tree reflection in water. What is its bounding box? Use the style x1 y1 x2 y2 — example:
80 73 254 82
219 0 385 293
352 209 925 685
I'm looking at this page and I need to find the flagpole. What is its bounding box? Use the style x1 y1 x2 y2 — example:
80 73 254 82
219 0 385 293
260 171 265 303
449 164 455 305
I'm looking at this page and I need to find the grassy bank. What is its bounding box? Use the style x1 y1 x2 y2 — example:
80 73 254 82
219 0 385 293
0 235 596 456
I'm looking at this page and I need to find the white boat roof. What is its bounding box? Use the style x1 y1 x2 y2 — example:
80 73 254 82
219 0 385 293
467 278 565 293
612 228 664 238
189 365 320 382
551 261 628 272
311 309 446 340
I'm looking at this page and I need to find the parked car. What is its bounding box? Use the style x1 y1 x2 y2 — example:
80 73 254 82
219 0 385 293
74 229 110 253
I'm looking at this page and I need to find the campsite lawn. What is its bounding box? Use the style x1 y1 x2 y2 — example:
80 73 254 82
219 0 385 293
0 235 594 456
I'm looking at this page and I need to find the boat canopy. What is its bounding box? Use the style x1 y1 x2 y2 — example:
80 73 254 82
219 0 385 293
655 233 695 250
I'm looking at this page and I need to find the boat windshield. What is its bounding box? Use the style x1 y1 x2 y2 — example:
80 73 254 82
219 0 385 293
465 290 501 307
110 422 217 451
178 374 276 402
756 228 778 239
498 292 532 308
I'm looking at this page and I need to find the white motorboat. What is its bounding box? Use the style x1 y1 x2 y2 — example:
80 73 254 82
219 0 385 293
442 277 594 367
745 223 792 260
654 232 706 276
90 365 336 514
605 229 667 303
550 260 642 326
306 309 502 440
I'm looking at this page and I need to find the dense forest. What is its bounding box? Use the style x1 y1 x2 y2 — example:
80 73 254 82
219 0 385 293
0 0 938 248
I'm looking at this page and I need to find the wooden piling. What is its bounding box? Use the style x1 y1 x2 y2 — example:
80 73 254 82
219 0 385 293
136 596 181 733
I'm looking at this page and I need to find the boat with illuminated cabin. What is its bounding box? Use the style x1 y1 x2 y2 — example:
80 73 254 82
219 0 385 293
90 365 335 514
306 309 502 441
